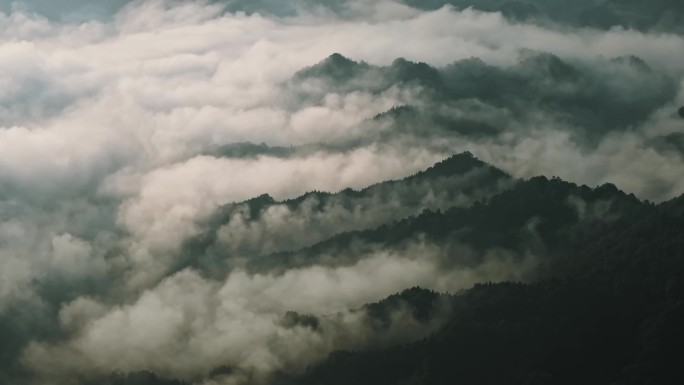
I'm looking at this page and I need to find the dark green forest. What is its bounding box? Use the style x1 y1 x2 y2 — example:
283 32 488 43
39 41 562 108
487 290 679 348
86 153 684 385
280 158 684 385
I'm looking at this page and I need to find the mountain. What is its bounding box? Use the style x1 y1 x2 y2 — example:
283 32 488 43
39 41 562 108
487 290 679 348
80 164 684 385
400 0 684 33
294 53 373 84
247 174 644 274
217 1 684 33
290 53 675 143
177 152 513 277
284 189 684 385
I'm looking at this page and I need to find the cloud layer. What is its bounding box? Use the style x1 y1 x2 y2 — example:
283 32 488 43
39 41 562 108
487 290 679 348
0 1 682 384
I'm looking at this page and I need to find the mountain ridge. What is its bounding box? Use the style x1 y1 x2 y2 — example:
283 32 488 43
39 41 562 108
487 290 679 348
176 152 513 277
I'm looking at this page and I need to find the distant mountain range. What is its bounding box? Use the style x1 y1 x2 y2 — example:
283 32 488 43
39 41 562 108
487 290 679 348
217 0 684 33
61 47 684 380
290 52 676 145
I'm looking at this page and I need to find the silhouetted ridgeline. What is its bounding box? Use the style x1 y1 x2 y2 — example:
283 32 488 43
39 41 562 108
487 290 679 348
247 174 643 274
84 155 684 385
177 152 513 277
283 191 684 385
292 53 675 144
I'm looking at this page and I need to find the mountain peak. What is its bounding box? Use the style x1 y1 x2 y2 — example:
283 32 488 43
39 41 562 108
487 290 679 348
327 52 353 64
389 57 441 86
419 152 507 179
294 53 366 81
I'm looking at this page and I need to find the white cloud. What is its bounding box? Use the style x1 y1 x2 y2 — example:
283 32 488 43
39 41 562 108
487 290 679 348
24 244 535 383
0 1 680 382
114 147 442 288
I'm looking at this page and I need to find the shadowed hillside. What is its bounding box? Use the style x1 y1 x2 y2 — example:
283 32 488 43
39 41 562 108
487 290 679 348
177 152 513 277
